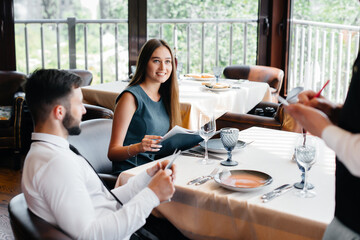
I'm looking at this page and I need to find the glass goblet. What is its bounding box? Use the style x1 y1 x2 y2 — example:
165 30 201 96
294 135 317 198
293 128 314 190
176 62 183 84
213 66 223 83
293 158 315 190
198 112 216 165
220 128 239 166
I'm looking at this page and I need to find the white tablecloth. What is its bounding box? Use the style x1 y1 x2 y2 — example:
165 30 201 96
81 79 271 130
117 127 335 240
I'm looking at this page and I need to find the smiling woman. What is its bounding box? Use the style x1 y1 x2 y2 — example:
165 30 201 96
108 39 181 173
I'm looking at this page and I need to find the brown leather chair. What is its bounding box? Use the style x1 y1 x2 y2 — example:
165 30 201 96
65 69 115 121
82 104 114 121
68 119 117 188
223 65 284 102
8 193 72 240
216 101 302 133
67 69 93 86
0 71 27 167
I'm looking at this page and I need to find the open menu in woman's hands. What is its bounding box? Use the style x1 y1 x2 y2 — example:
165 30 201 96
156 125 203 156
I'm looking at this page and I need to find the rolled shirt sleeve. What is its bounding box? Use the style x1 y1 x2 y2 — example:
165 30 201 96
322 125 360 177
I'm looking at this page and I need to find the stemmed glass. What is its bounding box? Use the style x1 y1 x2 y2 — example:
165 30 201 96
220 128 239 166
176 62 183 84
213 66 223 83
293 160 315 190
198 112 216 165
294 129 314 190
294 134 317 198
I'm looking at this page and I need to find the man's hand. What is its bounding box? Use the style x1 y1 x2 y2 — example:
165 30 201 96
148 169 175 202
146 160 177 181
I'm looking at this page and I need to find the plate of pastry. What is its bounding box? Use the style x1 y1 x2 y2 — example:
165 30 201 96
202 82 231 91
185 73 215 81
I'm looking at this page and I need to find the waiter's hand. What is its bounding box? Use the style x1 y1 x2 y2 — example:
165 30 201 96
284 103 332 137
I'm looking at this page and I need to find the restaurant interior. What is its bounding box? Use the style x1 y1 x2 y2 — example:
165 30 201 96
0 0 357 239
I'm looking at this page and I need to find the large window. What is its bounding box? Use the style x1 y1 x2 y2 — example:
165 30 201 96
14 0 128 84
288 0 360 102
147 0 259 74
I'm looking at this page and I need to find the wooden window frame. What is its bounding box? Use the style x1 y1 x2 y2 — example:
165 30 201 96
1 0 291 96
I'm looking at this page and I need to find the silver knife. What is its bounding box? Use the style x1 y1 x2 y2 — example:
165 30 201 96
195 168 219 185
181 152 203 158
188 149 223 160
187 168 219 185
261 184 291 199
262 185 294 203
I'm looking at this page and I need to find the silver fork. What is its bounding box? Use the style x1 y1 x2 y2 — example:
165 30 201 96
187 168 219 185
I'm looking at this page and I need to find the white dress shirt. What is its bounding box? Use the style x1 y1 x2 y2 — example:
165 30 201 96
322 125 360 177
22 132 160 240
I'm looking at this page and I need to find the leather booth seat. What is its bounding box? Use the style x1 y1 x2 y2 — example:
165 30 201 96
216 101 302 133
0 71 27 168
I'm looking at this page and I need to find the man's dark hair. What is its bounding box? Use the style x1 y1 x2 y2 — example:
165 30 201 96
25 69 82 124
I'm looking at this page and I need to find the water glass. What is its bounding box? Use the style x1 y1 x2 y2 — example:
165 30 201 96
213 66 223 83
220 128 239 166
294 135 317 198
198 112 216 165
129 65 137 79
176 62 183 84
293 156 314 190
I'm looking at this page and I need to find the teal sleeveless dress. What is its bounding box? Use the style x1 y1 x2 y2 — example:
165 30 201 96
113 85 170 173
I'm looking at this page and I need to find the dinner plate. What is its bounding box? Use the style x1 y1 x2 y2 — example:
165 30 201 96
200 138 246 153
185 74 215 81
193 77 216 81
214 170 273 192
202 85 231 92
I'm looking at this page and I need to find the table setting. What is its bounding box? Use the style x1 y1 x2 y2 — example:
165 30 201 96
117 126 335 240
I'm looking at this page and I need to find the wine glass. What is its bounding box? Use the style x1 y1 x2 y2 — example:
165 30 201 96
220 128 239 166
293 159 315 190
176 62 183 84
130 65 136 78
294 135 317 198
293 129 314 190
198 112 216 165
213 66 223 83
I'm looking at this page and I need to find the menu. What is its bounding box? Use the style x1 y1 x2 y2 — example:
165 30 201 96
155 125 203 156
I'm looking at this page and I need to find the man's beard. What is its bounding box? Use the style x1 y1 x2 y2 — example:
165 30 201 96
62 111 81 135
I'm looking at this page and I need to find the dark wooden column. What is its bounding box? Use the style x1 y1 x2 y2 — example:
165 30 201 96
257 0 271 66
128 0 147 74
257 0 292 95
0 0 16 70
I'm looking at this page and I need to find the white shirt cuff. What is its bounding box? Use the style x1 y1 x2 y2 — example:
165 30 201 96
322 125 360 177
321 125 343 149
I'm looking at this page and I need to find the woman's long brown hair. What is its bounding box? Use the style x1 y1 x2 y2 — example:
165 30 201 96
129 39 181 129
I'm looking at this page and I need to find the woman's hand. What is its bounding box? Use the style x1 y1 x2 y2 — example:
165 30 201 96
138 135 163 153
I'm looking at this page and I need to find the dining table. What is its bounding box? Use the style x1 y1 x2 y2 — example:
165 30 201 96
116 127 335 240
81 78 272 130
